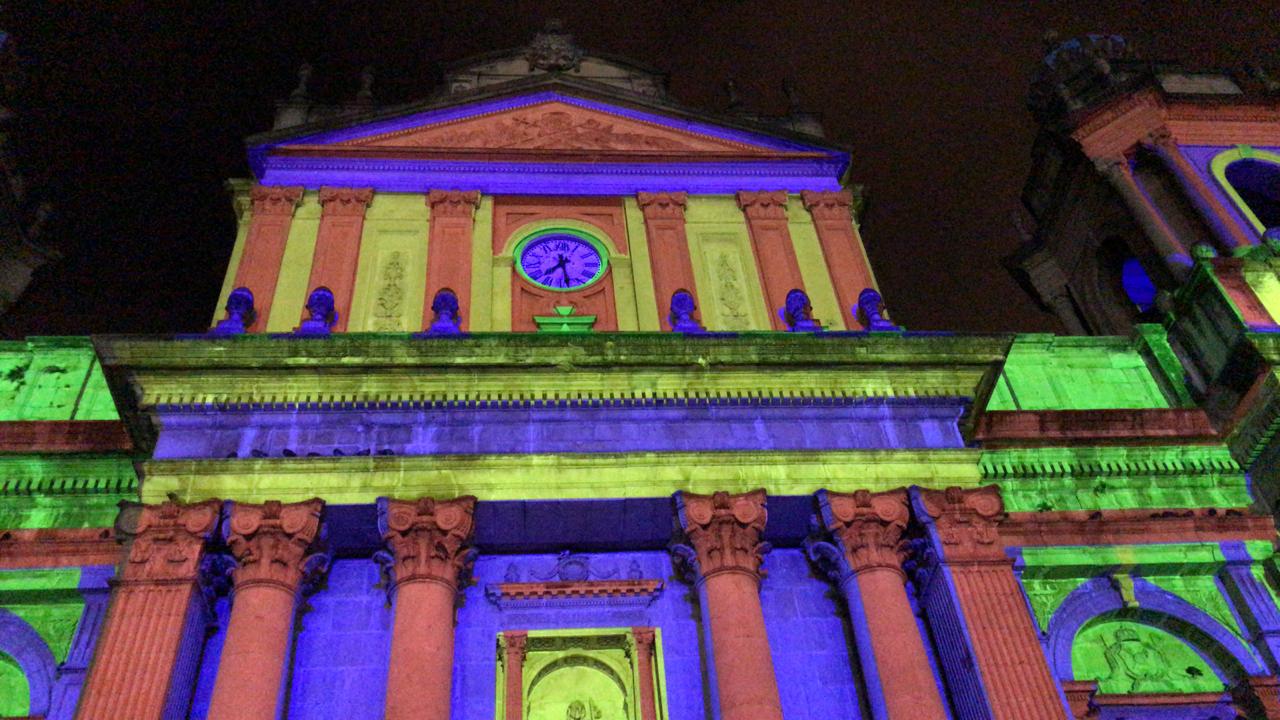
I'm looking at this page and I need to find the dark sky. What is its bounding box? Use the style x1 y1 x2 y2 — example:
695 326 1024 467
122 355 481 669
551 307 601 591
2 1 1277 337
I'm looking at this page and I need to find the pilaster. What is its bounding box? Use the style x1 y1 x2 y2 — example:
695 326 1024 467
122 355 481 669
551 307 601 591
911 486 1070 720
736 191 806 330
638 192 700 330
231 185 304 331
424 190 481 331
675 489 782 720
501 630 528 720
76 500 221 720
379 495 477 720
801 190 877 329
306 186 373 332
207 498 325 720
631 627 660 720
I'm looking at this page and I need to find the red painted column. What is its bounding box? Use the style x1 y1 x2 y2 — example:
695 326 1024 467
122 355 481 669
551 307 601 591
380 495 477 720
232 185 304 331
1146 128 1256 249
917 487 1069 720
736 191 807 330
801 190 877 329
304 187 373 331
423 190 481 330
822 489 948 719
77 500 221 719
207 499 325 719
637 192 700 329
502 631 528 720
677 489 783 720
632 627 659 720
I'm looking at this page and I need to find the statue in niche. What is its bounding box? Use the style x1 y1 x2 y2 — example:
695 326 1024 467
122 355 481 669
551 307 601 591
668 289 704 333
296 286 337 335
425 288 462 334
1101 626 1169 693
211 287 256 335
781 288 821 332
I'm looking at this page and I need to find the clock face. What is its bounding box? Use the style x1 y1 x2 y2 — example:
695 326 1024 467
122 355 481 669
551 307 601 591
517 233 607 291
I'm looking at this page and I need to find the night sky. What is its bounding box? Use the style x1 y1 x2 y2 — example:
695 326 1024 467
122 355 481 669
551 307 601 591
2 2 1277 338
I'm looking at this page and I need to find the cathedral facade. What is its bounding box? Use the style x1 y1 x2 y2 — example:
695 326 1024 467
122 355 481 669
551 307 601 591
4 27 1280 720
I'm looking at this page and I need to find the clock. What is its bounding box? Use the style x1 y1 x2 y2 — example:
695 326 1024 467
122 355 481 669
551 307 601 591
516 232 608 291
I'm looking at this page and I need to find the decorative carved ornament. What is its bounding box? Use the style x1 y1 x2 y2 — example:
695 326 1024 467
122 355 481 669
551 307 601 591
800 190 854 222
343 102 771 155
378 495 477 589
676 489 770 581
736 191 789 220
123 500 221 583
225 499 325 592
822 488 910 576
916 486 1007 564
487 579 663 605
524 21 583 72
318 186 374 217
426 189 481 218
636 192 688 220
249 185 304 216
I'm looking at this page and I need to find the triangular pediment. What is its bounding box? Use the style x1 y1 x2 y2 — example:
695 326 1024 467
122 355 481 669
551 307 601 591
335 100 774 155
266 89 839 163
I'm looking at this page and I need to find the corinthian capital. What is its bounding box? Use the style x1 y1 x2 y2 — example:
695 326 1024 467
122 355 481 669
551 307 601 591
675 489 770 581
818 488 910 576
121 500 222 583
225 499 325 592
318 186 374 217
1092 155 1130 178
377 495 477 589
426 189 481 218
636 191 688 219
915 486 1006 564
249 185 304 216
736 190 789 220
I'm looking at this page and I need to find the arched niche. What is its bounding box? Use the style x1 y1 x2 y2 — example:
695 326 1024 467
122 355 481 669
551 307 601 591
1046 576 1266 691
1211 147 1280 237
0 608 57 717
525 653 630 720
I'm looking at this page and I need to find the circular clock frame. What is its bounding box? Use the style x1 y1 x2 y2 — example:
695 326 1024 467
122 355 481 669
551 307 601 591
513 228 611 292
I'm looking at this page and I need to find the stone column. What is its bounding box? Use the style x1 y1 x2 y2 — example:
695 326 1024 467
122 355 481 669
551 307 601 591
76 500 221 720
637 192 700 330
231 185 304 331
1093 156 1192 276
423 190 481 330
801 190 877 330
502 630 528 720
815 489 948 720
305 187 374 331
378 495 477 720
1145 127 1256 248
631 627 659 720
675 489 783 720
206 499 325 719
911 486 1069 720
736 192 807 330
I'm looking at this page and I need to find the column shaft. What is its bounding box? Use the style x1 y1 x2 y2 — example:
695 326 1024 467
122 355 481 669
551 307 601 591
207 584 297 718
386 580 457 720
1095 157 1189 274
206 499 324 720
856 568 947 718
379 495 477 720
676 489 782 720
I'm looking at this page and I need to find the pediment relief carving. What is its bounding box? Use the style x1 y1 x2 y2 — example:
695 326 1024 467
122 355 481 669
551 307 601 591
337 102 773 155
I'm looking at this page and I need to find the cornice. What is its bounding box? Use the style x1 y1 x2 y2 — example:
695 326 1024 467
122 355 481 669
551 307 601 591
1003 506 1274 547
